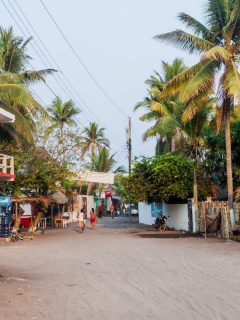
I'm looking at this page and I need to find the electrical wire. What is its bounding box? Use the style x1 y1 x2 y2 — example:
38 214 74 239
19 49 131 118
39 0 129 118
3 0 126 147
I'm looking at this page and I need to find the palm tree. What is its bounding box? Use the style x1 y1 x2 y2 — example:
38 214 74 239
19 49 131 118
87 147 116 196
47 97 79 162
155 0 240 211
135 58 186 153
0 27 56 143
81 122 110 157
0 27 55 84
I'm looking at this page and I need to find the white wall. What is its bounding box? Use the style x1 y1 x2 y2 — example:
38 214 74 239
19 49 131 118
139 202 190 231
138 202 155 225
163 203 188 231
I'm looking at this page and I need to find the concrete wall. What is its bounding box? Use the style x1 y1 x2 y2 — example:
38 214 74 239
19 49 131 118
163 203 188 231
138 202 155 225
139 202 190 231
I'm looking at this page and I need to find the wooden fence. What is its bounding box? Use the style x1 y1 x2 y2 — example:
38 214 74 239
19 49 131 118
196 199 231 239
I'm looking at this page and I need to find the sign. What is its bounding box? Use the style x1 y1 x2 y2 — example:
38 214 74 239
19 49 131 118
0 196 11 206
105 190 112 197
78 171 114 184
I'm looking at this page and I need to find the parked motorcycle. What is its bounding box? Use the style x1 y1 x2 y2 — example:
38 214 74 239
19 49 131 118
153 216 167 231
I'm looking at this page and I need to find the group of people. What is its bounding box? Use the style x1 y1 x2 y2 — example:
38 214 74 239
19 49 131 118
78 207 97 233
97 203 115 219
78 203 116 233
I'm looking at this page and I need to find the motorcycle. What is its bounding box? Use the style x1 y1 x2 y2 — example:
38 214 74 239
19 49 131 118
153 216 167 231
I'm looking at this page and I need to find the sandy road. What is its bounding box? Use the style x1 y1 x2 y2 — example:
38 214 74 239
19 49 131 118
0 217 240 320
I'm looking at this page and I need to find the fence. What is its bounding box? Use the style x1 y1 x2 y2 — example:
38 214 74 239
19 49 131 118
196 199 231 239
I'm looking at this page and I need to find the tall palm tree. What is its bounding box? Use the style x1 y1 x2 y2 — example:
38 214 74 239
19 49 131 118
135 58 186 153
0 27 55 84
81 122 110 157
155 0 240 210
48 97 79 162
87 147 116 196
0 27 56 143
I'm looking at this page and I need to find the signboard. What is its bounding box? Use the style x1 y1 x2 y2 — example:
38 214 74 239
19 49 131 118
78 171 114 185
0 196 11 206
105 190 112 197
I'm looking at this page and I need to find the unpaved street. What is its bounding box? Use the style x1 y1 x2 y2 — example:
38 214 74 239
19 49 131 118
0 217 240 320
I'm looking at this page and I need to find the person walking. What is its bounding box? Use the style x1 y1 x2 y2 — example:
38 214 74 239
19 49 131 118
78 209 85 233
90 208 97 229
110 204 115 219
83 208 87 230
97 202 103 218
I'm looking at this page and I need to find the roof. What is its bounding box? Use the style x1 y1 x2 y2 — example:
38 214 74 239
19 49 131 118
0 107 15 123
0 172 15 181
12 196 52 207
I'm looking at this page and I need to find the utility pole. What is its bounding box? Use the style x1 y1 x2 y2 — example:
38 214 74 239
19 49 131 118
126 117 132 223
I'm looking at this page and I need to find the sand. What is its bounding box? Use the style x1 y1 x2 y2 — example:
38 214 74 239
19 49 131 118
0 217 240 320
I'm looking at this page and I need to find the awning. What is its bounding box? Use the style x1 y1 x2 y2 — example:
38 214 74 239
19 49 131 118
0 107 15 123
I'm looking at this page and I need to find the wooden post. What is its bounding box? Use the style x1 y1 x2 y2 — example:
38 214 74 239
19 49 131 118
28 211 43 234
51 204 54 229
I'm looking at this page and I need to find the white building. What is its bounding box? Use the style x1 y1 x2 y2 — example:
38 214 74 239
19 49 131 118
138 201 196 232
0 107 15 182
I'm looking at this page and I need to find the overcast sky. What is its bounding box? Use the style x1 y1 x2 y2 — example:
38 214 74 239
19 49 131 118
1 0 204 167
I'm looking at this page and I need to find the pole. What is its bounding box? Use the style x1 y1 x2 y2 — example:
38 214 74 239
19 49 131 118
126 117 132 223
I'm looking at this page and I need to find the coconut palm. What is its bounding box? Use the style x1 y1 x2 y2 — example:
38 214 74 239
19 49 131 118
151 98 212 214
0 27 56 143
81 122 110 157
135 58 186 153
87 147 116 196
155 0 240 210
0 27 55 84
47 97 79 162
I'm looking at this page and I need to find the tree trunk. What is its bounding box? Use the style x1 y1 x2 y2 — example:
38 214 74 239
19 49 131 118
224 105 233 211
171 136 176 152
60 122 65 163
193 168 198 223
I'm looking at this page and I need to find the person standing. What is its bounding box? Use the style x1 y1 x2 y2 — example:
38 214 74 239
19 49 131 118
83 208 87 230
97 202 103 218
90 208 97 229
78 209 85 233
110 204 115 219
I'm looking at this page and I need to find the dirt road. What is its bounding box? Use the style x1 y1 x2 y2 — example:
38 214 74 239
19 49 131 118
0 217 240 320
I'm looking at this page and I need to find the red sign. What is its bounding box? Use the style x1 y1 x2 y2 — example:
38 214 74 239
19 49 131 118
105 190 112 197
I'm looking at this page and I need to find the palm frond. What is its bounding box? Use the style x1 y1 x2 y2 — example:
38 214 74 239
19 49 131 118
178 12 215 39
224 60 240 102
20 69 57 85
201 46 230 62
178 61 219 102
154 30 214 54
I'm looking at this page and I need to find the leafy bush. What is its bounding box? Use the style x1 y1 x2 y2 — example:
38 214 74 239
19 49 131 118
120 154 194 204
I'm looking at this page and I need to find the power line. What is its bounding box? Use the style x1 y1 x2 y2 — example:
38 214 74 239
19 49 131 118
6 0 76 102
4 0 121 144
1 0 139 154
39 0 129 118
13 0 129 147
0 0 59 99
39 0 146 155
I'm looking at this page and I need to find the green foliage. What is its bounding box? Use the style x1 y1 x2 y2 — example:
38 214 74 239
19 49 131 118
203 119 240 189
0 145 73 196
120 154 194 204
80 122 110 157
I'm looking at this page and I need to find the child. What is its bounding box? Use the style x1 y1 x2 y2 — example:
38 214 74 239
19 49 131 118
78 209 84 233
90 208 97 229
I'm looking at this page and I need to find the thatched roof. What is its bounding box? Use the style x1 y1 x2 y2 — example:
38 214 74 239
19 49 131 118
12 196 51 207
50 191 68 205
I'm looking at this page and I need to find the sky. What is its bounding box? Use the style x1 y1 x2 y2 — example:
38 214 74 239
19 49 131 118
0 0 204 168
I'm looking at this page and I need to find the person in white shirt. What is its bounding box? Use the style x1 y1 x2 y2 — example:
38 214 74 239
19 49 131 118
78 209 84 233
